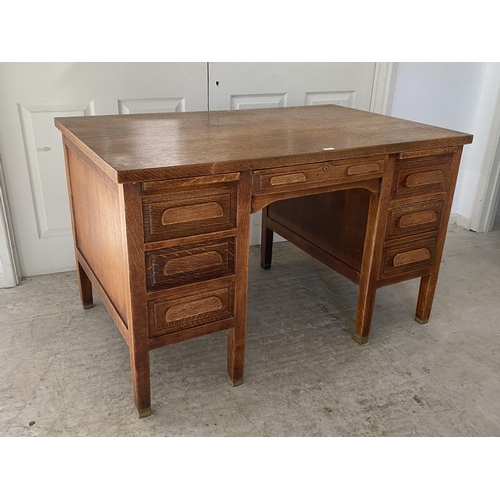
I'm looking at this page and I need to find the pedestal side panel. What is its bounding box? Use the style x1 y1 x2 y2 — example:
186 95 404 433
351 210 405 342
67 147 129 325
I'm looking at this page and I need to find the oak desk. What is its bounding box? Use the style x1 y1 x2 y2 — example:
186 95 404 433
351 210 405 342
55 105 472 417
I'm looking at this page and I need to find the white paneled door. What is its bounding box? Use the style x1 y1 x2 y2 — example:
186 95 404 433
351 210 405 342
208 62 379 244
0 63 208 277
0 62 391 278
209 62 376 110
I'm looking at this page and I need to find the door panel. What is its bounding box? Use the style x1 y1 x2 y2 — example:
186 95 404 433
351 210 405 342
230 93 288 109
209 62 375 111
0 62 208 276
208 62 377 245
19 104 94 240
118 97 186 114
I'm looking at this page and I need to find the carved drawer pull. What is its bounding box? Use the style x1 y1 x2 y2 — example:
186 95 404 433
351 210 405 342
347 163 380 176
163 251 223 275
269 173 307 186
399 210 438 228
393 248 431 267
161 202 224 225
405 170 445 188
165 296 223 322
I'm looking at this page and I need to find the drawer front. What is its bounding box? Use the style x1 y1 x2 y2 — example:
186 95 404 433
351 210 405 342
145 238 235 290
142 187 237 242
254 157 385 195
391 153 453 201
381 237 437 279
148 282 234 337
386 199 444 239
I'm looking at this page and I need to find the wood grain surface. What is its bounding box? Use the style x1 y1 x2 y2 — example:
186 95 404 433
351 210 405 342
55 105 473 183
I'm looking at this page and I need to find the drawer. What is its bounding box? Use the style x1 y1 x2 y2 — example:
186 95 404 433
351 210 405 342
142 186 237 242
254 156 385 195
380 237 437 279
145 238 235 290
148 281 234 337
386 199 444 239
391 152 454 201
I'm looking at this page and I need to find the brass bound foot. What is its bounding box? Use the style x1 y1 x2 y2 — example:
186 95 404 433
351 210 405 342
137 408 152 418
414 316 429 325
353 335 369 345
228 376 244 387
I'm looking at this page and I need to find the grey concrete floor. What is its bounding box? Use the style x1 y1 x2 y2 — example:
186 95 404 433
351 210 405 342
1 225 499 436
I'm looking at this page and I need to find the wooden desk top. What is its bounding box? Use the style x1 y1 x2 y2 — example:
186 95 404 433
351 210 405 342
55 105 473 183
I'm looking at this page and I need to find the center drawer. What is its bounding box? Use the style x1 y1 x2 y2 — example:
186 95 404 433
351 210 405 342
254 156 385 195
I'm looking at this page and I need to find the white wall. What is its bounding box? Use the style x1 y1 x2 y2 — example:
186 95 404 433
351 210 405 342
391 62 488 221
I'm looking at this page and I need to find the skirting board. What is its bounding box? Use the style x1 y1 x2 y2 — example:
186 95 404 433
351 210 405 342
449 213 472 230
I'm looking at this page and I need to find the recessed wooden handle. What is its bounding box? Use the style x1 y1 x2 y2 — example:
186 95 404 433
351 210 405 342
164 251 223 275
269 173 307 186
406 170 445 188
347 163 380 176
165 296 223 322
393 248 431 267
399 210 438 228
161 202 224 225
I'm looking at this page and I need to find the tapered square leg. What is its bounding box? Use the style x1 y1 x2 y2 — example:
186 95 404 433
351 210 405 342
130 346 151 418
227 327 245 386
228 171 252 387
261 207 274 270
352 164 394 344
354 283 377 344
77 262 93 309
415 274 438 324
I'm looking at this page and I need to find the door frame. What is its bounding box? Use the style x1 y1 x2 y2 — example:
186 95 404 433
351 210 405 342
469 63 500 232
370 62 398 115
0 158 21 288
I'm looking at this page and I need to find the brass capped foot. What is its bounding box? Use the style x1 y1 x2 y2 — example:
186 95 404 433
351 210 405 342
137 408 152 418
354 335 369 345
415 316 429 325
228 376 243 387
83 303 94 310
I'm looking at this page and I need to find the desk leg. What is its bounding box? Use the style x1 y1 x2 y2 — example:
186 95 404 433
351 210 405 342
77 262 93 309
228 171 253 386
415 274 436 324
354 167 393 344
228 327 244 386
355 282 377 344
64 144 93 311
354 191 382 344
121 183 152 417
415 148 463 326
261 206 273 270
130 343 151 418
